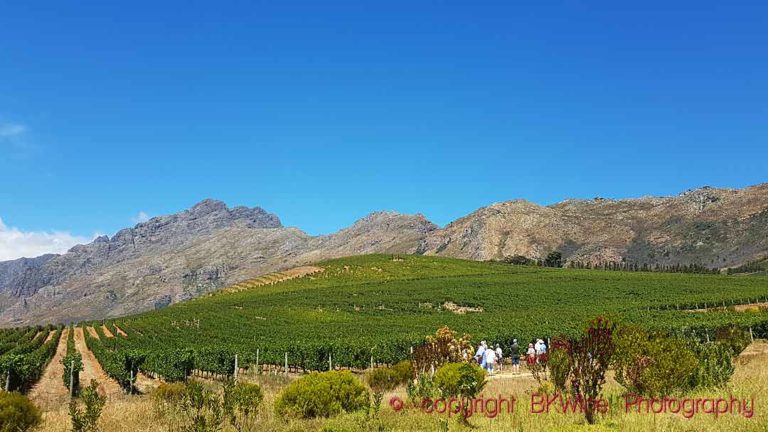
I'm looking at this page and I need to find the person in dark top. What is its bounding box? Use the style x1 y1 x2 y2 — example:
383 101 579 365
510 339 520 375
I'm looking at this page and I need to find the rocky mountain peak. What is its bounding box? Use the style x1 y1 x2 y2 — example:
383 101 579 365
188 198 229 215
133 200 282 235
348 211 437 233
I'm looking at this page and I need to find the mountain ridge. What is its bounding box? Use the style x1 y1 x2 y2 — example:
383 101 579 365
1 182 767 326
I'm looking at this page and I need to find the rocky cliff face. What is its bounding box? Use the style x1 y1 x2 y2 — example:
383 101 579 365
419 184 768 269
1 183 766 326
0 201 434 326
0 254 57 298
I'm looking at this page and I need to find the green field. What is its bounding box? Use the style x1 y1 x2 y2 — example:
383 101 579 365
84 254 768 382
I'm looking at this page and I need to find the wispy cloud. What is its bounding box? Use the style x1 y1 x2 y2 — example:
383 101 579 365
0 122 27 138
0 217 93 261
132 211 151 224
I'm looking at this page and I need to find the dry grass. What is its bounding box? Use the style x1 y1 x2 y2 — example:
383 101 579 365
72 327 122 398
34 342 768 431
29 328 70 411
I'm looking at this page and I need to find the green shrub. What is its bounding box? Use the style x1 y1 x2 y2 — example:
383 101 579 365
391 360 413 385
613 327 698 396
152 382 187 414
223 380 263 429
715 326 750 356
275 371 369 419
433 362 487 423
69 380 106 432
180 381 225 432
0 392 41 432
547 339 571 393
406 373 437 408
366 367 400 393
690 342 735 389
434 362 486 399
366 367 401 413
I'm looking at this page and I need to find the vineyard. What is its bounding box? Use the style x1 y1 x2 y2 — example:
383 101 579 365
70 254 768 383
0 325 62 392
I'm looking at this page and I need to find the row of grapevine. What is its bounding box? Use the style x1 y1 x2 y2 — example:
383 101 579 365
62 327 83 395
0 326 62 392
83 324 143 392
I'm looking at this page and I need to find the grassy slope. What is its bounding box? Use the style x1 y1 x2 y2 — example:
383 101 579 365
111 255 768 368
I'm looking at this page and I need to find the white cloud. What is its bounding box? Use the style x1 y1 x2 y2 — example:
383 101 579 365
132 211 151 224
0 122 26 138
0 217 93 261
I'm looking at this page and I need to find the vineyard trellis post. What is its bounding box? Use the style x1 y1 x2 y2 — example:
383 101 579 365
284 352 288 376
234 354 239 381
750 327 754 343
70 359 75 397
329 353 332 371
255 349 260 375
4 372 8 392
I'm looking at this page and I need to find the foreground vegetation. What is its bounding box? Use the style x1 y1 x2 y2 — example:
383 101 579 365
26 334 768 432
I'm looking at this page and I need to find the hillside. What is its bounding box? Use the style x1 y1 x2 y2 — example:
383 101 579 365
420 183 768 267
1 183 767 326
730 257 768 276
0 202 435 326
102 254 768 374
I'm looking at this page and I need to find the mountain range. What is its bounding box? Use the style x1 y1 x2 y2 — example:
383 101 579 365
1 183 766 326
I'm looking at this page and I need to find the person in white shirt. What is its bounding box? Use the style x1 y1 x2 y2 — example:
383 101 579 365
484 346 497 374
475 341 486 366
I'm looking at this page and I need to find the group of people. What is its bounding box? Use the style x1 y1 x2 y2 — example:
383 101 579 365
471 338 548 375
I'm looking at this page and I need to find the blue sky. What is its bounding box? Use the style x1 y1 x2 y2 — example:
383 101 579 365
1 1 767 259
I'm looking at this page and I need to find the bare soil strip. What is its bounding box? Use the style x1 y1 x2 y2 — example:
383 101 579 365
737 340 768 363
73 327 122 398
29 328 70 410
114 325 128 337
43 329 55 344
222 266 324 294
101 325 115 338
135 372 161 394
86 326 100 339
688 302 768 313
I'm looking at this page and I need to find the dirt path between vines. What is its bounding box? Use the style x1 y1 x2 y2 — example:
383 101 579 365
222 266 324 294
73 327 122 398
86 326 100 339
29 328 69 410
101 325 115 338
43 329 55 344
